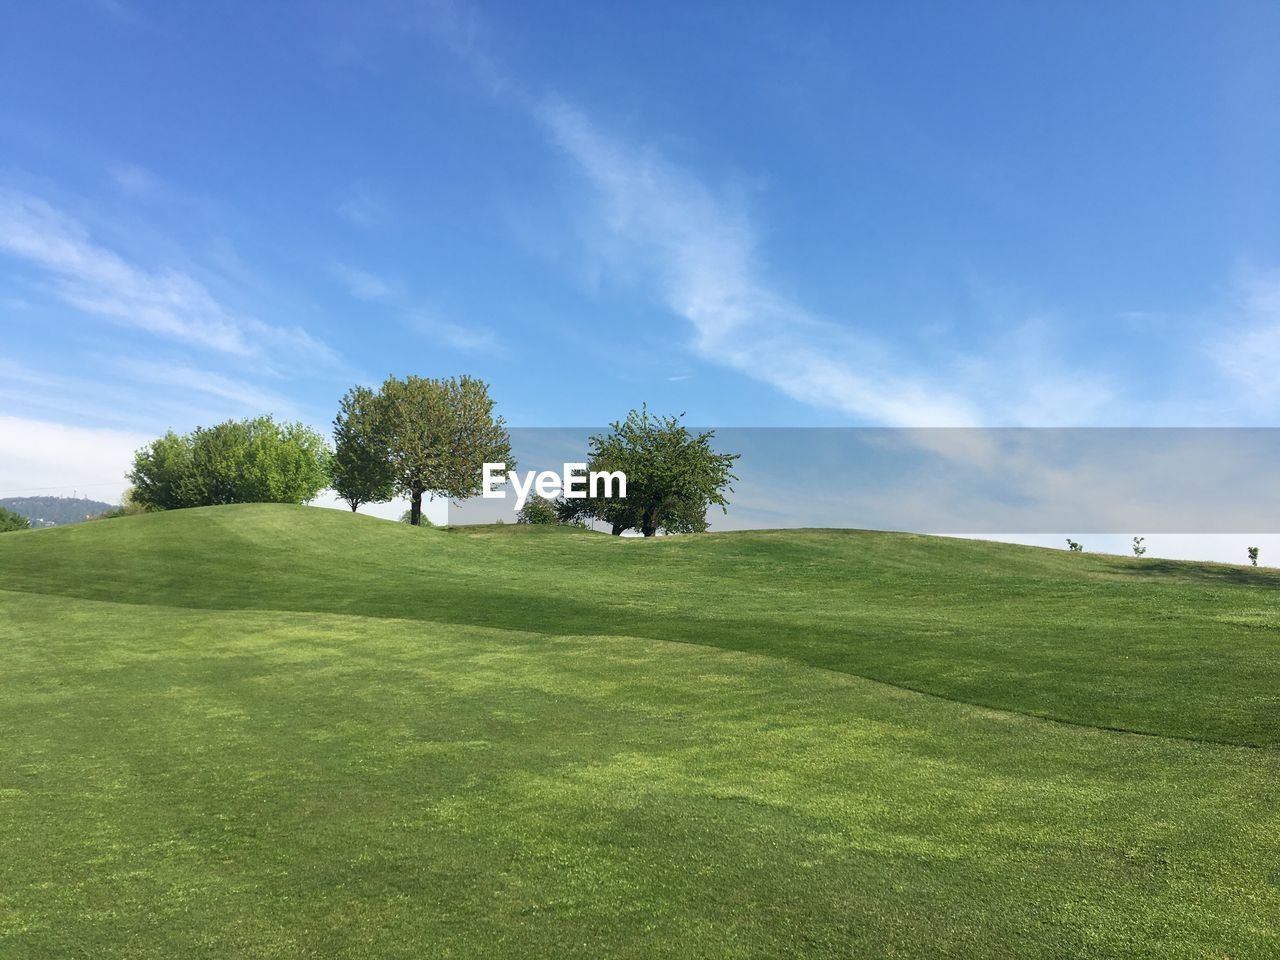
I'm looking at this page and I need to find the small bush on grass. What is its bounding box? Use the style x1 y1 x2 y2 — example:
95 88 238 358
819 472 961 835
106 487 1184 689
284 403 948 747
516 497 561 525
0 506 30 532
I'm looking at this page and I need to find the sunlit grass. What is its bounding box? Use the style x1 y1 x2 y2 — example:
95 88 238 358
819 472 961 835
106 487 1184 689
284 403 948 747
1 505 1277 957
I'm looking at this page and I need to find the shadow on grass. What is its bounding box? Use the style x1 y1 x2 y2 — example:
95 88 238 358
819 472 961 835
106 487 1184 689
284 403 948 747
1111 559 1280 587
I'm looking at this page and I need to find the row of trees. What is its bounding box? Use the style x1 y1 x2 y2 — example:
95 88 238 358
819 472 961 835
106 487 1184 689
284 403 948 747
124 374 739 536
334 383 738 535
1072 536 1261 566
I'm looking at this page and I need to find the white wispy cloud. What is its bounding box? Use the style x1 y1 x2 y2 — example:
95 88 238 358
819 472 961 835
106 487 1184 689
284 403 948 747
0 358 287 435
0 189 333 362
112 358 295 414
90 0 140 23
540 102 988 426
331 263 395 302
336 184 387 228
109 163 165 199
539 101 1118 427
408 311 503 354
1213 271 1280 400
326 259 501 354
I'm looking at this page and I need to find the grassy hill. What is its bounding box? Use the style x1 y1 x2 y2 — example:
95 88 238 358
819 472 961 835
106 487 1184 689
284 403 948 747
1 504 1277 957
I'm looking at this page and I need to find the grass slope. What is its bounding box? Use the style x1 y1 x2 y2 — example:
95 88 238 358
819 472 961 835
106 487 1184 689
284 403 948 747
1 505 1278 958
4 504 1279 746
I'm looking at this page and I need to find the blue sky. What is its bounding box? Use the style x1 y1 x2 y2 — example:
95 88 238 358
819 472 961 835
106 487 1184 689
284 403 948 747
2 1 1279 515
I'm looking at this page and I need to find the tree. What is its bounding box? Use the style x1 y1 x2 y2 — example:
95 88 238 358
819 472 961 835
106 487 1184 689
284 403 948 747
1132 536 1146 557
516 496 561 525
332 385 394 512
562 407 738 537
129 417 331 510
128 431 195 510
0 506 30 532
379 375 512 526
1248 546 1259 567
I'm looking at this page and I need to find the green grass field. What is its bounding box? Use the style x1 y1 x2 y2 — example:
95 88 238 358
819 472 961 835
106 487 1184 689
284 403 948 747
2 504 1278 957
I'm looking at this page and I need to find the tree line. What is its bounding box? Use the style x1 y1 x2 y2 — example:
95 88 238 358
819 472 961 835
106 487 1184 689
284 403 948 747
123 374 738 536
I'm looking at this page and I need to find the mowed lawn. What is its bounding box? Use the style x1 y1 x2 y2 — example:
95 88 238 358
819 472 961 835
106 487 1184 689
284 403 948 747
1 505 1278 957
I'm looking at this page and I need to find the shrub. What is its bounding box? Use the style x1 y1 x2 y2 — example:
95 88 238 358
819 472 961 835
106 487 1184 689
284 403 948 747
129 417 330 510
0 506 30 532
516 497 561 525
92 488 151 520
399 508 434 527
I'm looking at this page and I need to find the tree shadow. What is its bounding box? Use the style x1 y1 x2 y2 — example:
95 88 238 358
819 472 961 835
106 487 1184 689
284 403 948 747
1111 559 1280 588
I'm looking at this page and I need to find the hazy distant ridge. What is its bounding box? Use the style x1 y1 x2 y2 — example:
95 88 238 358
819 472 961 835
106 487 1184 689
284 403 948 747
0 496 115 526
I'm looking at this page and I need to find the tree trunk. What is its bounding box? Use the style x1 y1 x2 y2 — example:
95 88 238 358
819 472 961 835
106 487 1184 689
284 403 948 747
349 501 360 512
410 489 423 526
641 509 658 537
611 520 627 536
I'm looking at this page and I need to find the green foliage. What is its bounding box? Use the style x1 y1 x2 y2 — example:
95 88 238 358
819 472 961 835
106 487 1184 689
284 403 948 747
515 496 561 525
332 385 395 512
1248 546 1259 567
1132 536 1146 557
128 417 331 510
562 407 738 536
92 489 151 520
128 430 194 510
1066 539 1084 552
0 505 30 532
378 375 512 525
549 497 587 527
399 508 434 527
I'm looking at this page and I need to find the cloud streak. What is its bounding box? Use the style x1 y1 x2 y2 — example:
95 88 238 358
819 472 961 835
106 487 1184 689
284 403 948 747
0 189 333 362
331 263 396 302
539 101 1118 427
540 101 984 426
113 358 295 414
407 311 503 354
1213 270 1280 401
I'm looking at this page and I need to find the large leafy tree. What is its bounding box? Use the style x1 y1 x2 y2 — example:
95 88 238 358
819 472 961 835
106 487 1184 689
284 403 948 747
0 506 30 532
331 385 394 512
127 431 195 510
562 407 739 536
129 417 331 510
378 375 513 526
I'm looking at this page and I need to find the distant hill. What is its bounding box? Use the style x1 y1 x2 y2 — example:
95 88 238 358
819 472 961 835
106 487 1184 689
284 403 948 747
0 496 115 526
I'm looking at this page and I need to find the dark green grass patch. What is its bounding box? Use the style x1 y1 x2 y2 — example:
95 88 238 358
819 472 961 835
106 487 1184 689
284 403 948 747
3 504 1278 745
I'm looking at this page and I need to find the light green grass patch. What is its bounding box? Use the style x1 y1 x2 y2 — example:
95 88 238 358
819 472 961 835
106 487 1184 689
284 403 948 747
2 507 1279 957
